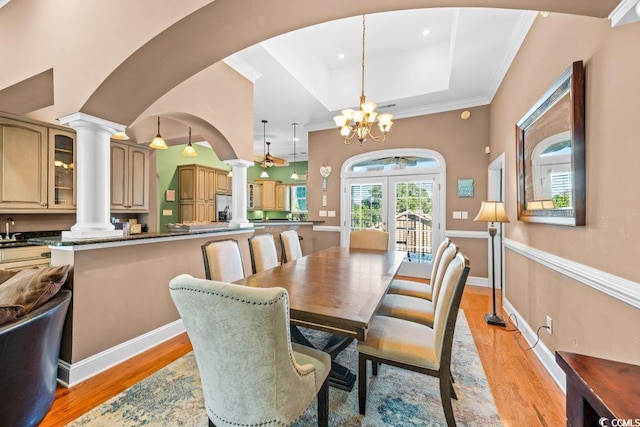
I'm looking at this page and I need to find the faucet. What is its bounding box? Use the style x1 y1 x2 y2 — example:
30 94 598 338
5 217 14 240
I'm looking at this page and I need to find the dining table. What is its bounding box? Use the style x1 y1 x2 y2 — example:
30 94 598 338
234 246 406 390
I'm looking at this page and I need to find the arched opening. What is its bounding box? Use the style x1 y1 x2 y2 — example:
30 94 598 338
341 148 446 278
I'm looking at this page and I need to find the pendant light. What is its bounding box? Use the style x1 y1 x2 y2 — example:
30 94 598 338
149 116 168 149
182 127 197 157
290 123 299 180
259 119 269 178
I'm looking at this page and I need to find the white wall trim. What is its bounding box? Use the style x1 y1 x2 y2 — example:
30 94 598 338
504 238 640 310
445 229 487 239
313 225 340 232
57 319 186 387
502 298 566 393
467 276 489 287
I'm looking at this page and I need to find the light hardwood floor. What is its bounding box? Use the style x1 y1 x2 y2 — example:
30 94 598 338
41 285 565 426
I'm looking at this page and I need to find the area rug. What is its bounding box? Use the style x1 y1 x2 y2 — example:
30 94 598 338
69 311 501 426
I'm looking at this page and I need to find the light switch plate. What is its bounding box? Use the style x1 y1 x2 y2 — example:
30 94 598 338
162 209 172 216
462 211 468 219
328 211 336 217
319 210 327 217
453 211 462 219
322 194 327 206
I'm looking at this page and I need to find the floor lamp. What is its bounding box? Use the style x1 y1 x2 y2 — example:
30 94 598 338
474 201 510 327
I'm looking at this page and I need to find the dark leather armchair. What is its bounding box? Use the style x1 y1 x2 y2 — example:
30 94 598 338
0 289 71 427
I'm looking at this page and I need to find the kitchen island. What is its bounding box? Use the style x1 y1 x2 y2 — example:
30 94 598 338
30 227 260 386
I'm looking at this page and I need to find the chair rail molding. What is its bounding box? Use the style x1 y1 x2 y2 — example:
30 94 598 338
504 238 640 309
444 229 487 239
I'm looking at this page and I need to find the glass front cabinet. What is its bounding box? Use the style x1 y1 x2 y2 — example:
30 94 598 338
48 128 76 209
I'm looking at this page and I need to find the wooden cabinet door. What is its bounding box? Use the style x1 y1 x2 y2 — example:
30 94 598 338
275 184 289 211
110 143 128 210
178 166 195 201
0 117 48 209
206 202 216 222
206 169 216 201
128 146 149 211
215 170 229 194
196 167 207 202
262 181 276 210
179 202 194 223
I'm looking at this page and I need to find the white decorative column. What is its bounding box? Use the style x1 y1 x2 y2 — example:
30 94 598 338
59 112 125 239
223 159 253 228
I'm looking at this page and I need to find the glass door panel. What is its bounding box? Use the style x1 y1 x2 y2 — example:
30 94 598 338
389 175 439 277
344 177 388 247
49 129 76 208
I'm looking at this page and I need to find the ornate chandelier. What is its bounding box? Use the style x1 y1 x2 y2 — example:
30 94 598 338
333 15 393 145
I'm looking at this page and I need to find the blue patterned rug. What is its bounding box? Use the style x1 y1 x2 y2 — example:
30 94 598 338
69 311 501 426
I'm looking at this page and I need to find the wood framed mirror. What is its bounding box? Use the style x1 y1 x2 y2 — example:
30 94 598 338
516 60 585 226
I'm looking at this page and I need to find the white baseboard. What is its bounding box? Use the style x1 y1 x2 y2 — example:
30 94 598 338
467 276 489 287
502 299 566 393
57 319 186 387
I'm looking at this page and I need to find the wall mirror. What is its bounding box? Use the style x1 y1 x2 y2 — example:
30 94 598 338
516 60 585 226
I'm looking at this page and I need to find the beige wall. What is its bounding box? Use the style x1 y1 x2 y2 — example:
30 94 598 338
308 106 491 277
491 15 640 362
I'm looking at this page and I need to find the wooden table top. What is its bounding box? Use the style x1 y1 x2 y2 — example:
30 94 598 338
556 351 640 420
235 247 406 340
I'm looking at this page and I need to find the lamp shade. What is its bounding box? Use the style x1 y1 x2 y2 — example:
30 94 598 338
474 201 510 223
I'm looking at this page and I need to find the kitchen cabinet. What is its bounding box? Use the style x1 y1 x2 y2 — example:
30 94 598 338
178 164 216 222
0 117 48 210
252 180 290 211
247 183 262 210
260 180 276 210
215 169 232 194
0 245 50 271
275 184 290 211
110 141 150 212
48 128 76 210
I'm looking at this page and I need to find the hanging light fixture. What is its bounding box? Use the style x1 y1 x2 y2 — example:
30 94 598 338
149 116 168 149
333 15 393 146
182 127 197 157
259 119 269 178
290 123 299 180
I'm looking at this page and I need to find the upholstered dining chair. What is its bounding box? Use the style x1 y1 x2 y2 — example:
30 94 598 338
388 237 451 300
349 229 389 251
375 243 458 328
280 230 303 263
169 274 330 427
248 233 279 274
201 239 245 282
358 251 470 426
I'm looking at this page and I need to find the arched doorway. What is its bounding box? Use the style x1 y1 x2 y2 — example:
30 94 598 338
341 148 446 278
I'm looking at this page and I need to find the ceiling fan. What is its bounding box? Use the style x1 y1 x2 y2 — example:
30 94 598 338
260 141 289 168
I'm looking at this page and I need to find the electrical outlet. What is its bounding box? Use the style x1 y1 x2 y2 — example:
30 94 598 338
546 315 553 335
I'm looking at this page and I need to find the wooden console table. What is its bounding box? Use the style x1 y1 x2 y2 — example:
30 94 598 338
556 351 640 426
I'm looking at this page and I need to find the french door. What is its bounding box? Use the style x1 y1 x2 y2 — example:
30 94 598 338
343 174 441 278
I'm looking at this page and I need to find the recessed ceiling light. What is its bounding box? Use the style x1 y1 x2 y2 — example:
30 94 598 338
540 11 550 18
422 29 431 36
338 53 345 60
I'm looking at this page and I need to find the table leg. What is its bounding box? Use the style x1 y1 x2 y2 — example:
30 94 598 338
290 326 357 391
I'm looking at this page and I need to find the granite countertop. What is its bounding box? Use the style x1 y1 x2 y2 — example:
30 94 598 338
28 227 261 247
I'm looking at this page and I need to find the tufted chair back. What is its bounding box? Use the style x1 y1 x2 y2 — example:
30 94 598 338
169 275 330 427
